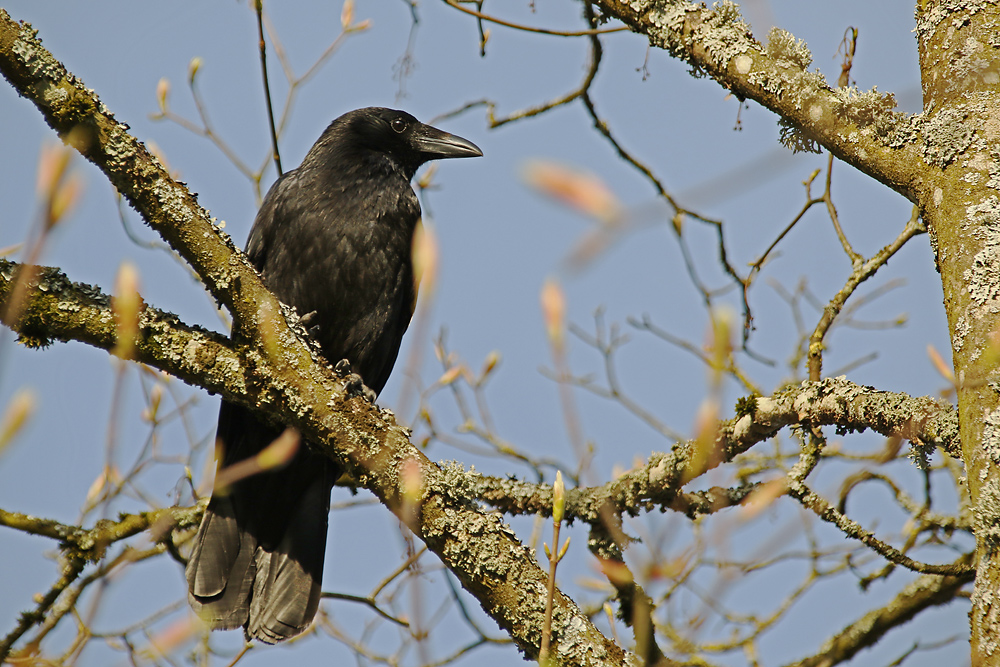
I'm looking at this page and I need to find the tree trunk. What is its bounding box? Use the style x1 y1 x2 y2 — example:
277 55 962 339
915 3 1000 664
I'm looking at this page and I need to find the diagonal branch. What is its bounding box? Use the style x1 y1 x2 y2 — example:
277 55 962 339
0 12 631 662
0 257 966 656
0 10 276 342
0 260 242 396
782 554 973 667
592 0 924 201
0 505 203 655
0 505 202 561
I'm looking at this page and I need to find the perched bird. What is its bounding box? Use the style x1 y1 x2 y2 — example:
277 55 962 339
185 107 481 643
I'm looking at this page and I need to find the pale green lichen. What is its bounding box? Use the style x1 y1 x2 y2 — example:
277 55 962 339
954 196 1000 352
435 460 486 507
698 1 756 68
832 86 899 126
642 0 757 78
765 27 812 69
921 105 976 168
778 117 822 154
745 27 819 105
972 475 1000 555
9 22 67 81
935 32 1000 97
915 0 995 48
745 54 827 108
709 0 740 24
642 1 697 61
985 148 1000 190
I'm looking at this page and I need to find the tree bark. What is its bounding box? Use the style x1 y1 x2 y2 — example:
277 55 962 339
914 3 1000 664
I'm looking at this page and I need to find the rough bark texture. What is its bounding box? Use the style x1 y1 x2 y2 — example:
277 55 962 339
593 0 925 200
913 3 1000 664
473 376 961 520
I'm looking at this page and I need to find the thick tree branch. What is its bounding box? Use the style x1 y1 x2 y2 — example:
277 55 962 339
1 253 964 657
592 0 925 200
0 217 629 665
0 260 243 397
911 3 1000 660
0 11 277 332
0 13 630 663
1 6 977 664
471 377 960 521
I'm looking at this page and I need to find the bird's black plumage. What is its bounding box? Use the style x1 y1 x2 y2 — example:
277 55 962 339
185 107 481 643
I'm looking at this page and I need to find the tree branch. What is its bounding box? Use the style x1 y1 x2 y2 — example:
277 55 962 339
782 555 973 667
0 260 242 396
0 505 202 561
592 0 925 200
470 377 960 522
2 253 964 653
0 12 631 663
0 505 202 656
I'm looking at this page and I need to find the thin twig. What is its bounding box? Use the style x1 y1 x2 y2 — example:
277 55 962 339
255 0 282 175
442 0 628 37
808 207 924 379
321 592 411 627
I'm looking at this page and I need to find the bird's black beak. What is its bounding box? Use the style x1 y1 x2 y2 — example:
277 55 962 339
413 123 483 160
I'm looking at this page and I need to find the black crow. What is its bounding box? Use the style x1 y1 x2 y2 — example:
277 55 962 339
185 107 481 643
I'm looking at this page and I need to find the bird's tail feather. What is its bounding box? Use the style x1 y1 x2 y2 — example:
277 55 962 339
186 495 256 631
186 448 330 644
245 474 329 643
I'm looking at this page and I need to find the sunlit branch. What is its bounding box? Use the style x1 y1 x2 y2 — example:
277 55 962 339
781 554 972 667
470 377 960 522
592 0 922 200
808 207 924 380
786 480 972 576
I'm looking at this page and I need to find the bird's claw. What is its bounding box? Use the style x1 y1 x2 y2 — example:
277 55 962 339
334 359 352 376
342 372 376 403
344 372 363 394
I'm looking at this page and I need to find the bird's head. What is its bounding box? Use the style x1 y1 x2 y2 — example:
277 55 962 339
326 107 482 178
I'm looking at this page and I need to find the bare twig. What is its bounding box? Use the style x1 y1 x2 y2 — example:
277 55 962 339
442 0 628 37
255 0 282 175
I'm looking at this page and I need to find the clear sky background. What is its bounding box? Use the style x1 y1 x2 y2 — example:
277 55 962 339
0 2 965 666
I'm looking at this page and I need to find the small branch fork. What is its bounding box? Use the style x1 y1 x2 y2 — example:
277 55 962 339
151 0 367 201
0 506 202 658
806 206 924 380
0 5 967 665
442 6 928 393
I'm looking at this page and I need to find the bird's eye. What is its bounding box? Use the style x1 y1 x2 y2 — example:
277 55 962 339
390 118 407 134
